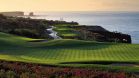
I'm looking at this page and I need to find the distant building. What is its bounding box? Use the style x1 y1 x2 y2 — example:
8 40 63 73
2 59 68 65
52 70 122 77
29 12 34 16
0 11 24 16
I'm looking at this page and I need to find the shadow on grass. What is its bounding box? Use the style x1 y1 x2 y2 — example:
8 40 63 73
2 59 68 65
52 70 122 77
0 39 122 57
32 40 120 50
60 61 139 65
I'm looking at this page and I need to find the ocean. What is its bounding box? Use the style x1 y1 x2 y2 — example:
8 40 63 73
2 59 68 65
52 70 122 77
28 11 139 44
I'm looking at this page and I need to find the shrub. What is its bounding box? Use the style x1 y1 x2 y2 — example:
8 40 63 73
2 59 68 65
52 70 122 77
6 70 15 78
0 69 5 78
20 72 30 78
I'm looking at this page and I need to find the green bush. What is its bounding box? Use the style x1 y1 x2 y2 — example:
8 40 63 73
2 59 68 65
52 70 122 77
0 69 5 78
6 71 15 78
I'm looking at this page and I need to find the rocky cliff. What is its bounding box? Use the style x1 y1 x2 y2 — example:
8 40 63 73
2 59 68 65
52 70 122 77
0 11 24 16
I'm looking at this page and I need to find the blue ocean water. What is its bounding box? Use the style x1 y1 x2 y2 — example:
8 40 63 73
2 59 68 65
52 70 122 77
30 11 139 44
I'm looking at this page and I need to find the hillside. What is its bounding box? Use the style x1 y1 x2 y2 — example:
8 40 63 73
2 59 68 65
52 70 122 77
0 11 24 16
0 32 139 65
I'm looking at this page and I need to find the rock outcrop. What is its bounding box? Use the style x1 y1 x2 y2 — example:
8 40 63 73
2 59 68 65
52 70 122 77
71 25 131 43
0 11 24 16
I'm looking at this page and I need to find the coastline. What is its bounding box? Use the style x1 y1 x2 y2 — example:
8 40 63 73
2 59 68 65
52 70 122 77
26 11 139 44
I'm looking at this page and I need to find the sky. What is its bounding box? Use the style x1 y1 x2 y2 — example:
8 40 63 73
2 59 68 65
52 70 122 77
0 0 139 12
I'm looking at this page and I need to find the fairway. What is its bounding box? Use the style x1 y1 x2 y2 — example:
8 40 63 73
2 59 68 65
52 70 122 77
0 32 139 65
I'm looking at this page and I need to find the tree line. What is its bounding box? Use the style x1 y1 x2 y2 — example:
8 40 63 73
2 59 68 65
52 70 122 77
0 14 78 39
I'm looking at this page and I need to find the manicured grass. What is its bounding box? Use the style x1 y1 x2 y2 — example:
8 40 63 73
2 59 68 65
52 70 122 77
54 24 78 38
0 32 139 72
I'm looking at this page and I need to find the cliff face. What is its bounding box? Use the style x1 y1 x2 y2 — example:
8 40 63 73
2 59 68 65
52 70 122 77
0 11 24 16
71 25 132 43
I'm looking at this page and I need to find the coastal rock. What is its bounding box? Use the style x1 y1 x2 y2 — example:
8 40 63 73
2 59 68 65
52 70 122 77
0 11 24 16
71 25 132 43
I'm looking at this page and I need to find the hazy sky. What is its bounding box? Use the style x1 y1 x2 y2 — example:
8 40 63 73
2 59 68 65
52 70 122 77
0 0 139 12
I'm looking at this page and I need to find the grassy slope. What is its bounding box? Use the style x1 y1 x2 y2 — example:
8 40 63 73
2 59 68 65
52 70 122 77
0 32 139 71
54 24 78 37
